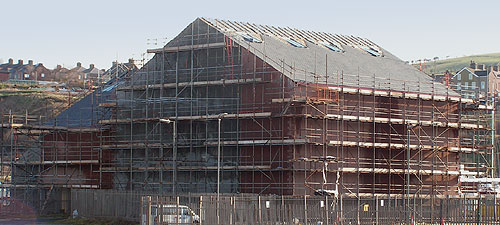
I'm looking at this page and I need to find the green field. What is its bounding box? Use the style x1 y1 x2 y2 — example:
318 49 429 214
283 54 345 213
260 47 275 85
418 52 500 74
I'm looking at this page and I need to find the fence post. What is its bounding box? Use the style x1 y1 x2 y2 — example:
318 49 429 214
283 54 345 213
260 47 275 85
325 195 329 225
339 194 343 225
463 195 466 223
147 196 152 225
281 195 285 224
304 195 308 225
258 195 262 224
376 196 379 225
477 195 480 225
440 199 443 225
176 196 180 225
230 196 233 225
199 196 203 225
495 194 497 222
140 196 143 225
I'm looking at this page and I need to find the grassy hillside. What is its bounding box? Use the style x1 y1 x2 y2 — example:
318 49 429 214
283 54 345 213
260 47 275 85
0 85 83 121
419 53 500 74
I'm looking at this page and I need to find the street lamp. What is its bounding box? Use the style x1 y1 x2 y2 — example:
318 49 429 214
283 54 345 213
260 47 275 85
217 112 228 225
159 118 176 195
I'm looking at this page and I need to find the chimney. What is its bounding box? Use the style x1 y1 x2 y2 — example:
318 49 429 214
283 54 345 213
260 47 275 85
479 64 486 70
494 65 499 72
112 61 117 67
8 58 13 64
470 60 476 69
77 62 82 67
57 65 62 70
28 60 33 66
18 59 23 65
89 64 95 69
128 58 134 64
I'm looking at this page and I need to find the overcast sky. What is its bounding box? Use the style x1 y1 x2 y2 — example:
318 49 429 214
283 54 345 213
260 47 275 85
1 0 499 69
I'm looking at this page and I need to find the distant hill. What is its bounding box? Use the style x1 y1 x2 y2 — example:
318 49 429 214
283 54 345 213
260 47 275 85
415 53 500 74
0 84 83 120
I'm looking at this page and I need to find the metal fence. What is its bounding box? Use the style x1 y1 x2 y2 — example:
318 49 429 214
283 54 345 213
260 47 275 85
70 189 500 224
70 189 144 221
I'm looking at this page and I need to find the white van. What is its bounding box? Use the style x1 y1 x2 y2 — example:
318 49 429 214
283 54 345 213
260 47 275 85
142 204 200 225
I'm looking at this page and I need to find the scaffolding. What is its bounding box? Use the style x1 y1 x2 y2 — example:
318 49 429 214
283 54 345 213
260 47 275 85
0 18 497 222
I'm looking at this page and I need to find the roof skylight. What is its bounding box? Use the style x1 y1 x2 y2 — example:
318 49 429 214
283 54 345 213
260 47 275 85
362 46 382 57
286 38 306 48
239 33 262 43
320 42 343 52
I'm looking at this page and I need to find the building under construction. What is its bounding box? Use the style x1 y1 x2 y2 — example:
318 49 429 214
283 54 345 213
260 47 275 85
0 18 496 216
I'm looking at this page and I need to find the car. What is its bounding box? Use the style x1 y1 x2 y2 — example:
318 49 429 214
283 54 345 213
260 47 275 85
142 204 200 225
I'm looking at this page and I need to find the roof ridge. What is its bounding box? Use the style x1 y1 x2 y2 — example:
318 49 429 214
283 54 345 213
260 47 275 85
200 17 380 51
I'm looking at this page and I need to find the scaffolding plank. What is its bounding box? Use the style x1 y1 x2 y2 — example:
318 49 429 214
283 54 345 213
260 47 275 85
117 78 263 91
329 140 477 153
98 165 271 172
322 114 485 130
14 160 99 165
147 42 226 53
99 112 272 124
205 139 306 146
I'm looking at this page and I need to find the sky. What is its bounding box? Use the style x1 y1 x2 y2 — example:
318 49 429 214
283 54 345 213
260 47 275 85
1 0 500 69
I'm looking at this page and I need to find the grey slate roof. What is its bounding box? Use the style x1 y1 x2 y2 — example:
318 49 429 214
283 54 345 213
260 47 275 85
82 67 101 74
46 65 132 128
201 18 456 96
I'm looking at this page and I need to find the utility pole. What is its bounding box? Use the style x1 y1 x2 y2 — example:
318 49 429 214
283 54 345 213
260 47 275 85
492 95 495 178
159 119 176 195
406 124 414 225
217 112 228 225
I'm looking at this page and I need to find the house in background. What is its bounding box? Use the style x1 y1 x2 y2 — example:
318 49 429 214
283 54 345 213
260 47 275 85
0 59 111 87
487 66 500 96
0 59 26 80
0 69 9 81
71 62 86 73
430 70 452 87
51 65 71 82
0 59 52 81
81 64 104 85
0 58 15 76
100 59 138 84
30 62 53 81
451 61 490 98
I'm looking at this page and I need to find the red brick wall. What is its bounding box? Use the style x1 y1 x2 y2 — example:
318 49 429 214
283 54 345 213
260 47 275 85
0 72 9 81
